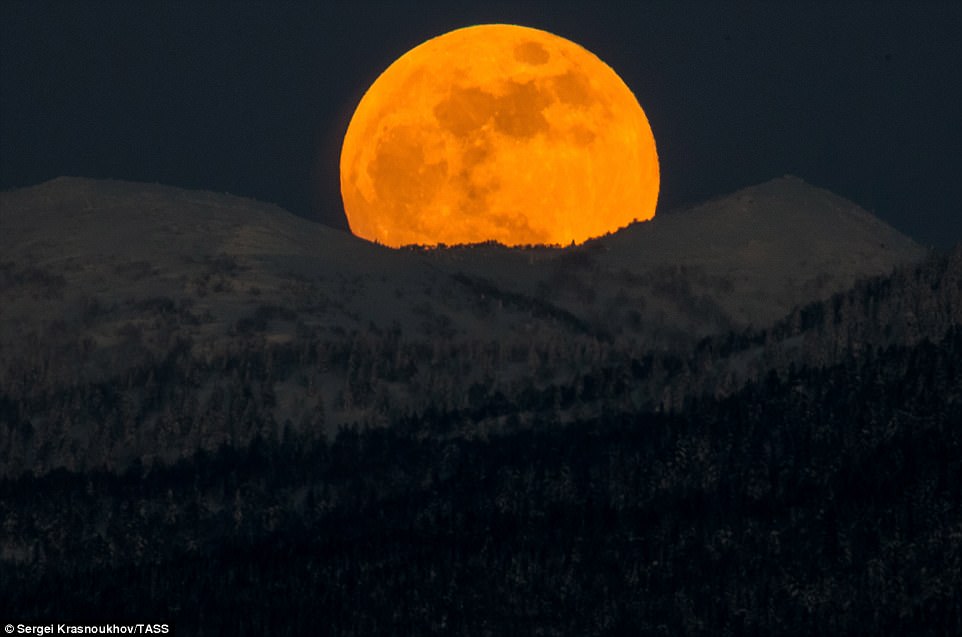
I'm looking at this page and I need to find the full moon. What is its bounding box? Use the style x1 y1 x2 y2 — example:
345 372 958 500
339 24 659 247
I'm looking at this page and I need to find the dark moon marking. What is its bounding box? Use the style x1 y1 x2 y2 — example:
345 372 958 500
514 41 550 65
493 81 552 138
434 86 498 137
551 71 593 107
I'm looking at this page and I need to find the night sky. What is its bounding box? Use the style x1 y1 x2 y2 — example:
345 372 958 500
2 1 960 249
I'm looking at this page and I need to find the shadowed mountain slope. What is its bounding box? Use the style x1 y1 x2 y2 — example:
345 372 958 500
596 175 926 325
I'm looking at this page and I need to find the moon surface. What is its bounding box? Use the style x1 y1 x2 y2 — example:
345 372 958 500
340 24 659 247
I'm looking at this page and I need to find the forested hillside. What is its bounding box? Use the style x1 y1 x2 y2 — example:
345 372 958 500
2 247 960 634
3 324 959 634
1 246 958 477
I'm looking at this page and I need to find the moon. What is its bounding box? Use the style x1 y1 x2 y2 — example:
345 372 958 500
339 24 659 247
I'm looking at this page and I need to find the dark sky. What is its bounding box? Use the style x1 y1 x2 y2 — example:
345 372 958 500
2 1 960 249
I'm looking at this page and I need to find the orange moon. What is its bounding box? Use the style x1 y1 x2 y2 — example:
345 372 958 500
339 24 659 247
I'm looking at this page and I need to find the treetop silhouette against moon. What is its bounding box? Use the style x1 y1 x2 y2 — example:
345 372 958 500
339 24 659 247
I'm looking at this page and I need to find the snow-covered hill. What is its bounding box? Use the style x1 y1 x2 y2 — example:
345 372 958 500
1 175 925 345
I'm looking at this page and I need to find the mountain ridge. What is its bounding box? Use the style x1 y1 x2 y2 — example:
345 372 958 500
0 175 941 476
2 175 926 361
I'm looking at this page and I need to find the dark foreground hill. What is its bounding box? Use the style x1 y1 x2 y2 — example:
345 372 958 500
3 324 960 635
